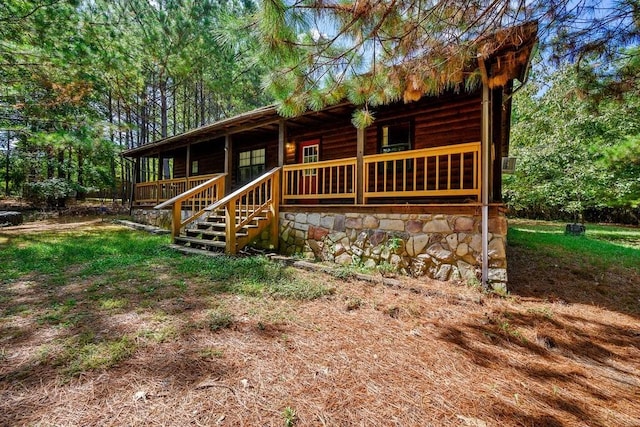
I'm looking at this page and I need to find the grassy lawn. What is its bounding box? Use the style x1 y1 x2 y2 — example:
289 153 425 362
507 219 640 316
1 218 639 426
508 219 640 270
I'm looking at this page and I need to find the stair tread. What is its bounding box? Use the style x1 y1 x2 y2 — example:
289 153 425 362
199 222 227 229
169 244 224 257
187 229 226 236
197 221 264 229
186 229 247 238
205 215 268 222
174 236 227 248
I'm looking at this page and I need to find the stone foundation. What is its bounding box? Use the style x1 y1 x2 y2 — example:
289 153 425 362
131 208 172 229
132 206 509 289
278 211 508 289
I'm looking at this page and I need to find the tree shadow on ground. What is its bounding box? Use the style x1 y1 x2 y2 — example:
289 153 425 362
437 304 640 426
507 236 640 318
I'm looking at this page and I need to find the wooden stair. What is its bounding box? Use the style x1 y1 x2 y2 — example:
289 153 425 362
157 168 280 255
173 208 270 253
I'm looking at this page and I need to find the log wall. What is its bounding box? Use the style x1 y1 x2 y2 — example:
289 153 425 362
191 139 226 175
285 91 481 162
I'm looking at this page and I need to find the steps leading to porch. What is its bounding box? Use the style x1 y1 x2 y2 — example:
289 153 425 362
172 208 271 253
156 168 280 255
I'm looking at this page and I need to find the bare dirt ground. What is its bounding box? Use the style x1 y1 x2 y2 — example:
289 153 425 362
1 219 639 426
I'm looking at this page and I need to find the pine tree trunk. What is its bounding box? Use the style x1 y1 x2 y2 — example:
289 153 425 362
57 149 64 180
160 77 168 139
4 130 10 196
108 89 117 202
77 150 85 200
200 76 205 126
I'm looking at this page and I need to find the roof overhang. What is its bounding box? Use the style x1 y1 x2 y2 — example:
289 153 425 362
122 105 281 157
122 102 363 158
477 21 539 89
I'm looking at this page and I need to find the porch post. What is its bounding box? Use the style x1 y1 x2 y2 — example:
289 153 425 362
186 143 191 179
133 157 140 205
156 154 162 204
481 84 491 289
278 119 286 167
224 134 233 193
134 157 140 184
356 127 365 205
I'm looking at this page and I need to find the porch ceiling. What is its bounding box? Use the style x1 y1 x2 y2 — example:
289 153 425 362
122 103 356 158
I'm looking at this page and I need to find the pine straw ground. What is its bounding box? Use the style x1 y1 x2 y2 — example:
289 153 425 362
1 220 639 426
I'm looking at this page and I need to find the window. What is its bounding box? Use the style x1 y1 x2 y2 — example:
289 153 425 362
379 120 412 153
238 148 266 184
302 144 319 176
191 160 199 175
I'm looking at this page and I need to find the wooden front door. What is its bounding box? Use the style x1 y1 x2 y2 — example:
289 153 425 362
299 139 319 201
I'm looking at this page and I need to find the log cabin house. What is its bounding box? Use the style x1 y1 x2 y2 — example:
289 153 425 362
123 23 537 290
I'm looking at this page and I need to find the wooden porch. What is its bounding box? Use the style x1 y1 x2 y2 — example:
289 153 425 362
134 174 222 206
282 141 480 203
134 142 482 255
135 142 481 207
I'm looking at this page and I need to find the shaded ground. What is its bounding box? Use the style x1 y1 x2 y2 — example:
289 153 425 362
1 219 639 426
507 219 640 317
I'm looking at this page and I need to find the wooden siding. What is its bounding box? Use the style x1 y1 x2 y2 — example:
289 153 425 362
365 92 482 154
287 114 357 163
173 158 187 178
160 147 187 178
190 138 225 175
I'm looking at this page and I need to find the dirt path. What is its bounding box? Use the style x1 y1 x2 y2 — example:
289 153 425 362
1 218 119 235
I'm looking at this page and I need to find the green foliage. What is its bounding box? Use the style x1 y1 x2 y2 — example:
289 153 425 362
351 108 375 129
376 261 397 277
208 309 234 331
1 0 268 200
282 406 297 427
506 66 640 219
257 0 637 129
23 178 75 205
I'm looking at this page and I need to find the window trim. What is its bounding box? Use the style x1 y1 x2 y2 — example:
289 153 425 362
302 143 319 177
237 147 266 184
377 119 414 154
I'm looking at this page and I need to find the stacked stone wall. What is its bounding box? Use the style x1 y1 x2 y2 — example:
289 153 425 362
278 211 508 288
131 208 172 229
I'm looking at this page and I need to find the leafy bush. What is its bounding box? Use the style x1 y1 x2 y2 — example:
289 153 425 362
23 178 75 207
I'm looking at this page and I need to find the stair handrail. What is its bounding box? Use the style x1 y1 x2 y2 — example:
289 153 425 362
205 167 281 254
153 173 227 238
154 173 226 210
205 167 280 215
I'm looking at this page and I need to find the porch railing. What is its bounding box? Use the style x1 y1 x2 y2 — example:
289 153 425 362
154 174 226 238
135 173 220 205
363 142 481 202
205 167 280 254
280 142 480 203
282 157 357 202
